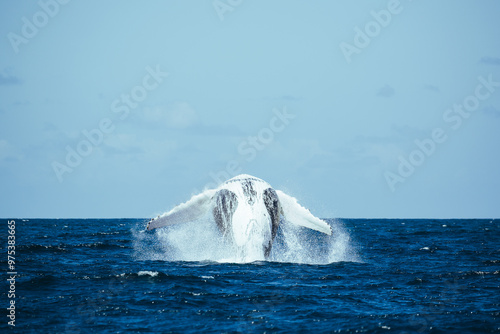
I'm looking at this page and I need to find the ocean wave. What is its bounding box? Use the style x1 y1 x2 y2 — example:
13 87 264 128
461 270 499 277
137 271 159 277
18 242 129 253
73 242 129 250
24 274 59 287
17 244 68 253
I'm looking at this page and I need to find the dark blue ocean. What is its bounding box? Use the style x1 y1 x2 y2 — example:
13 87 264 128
3 218 499 333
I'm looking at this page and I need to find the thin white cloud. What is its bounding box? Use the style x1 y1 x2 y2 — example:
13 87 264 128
138 102 244 137
103 134 177 159
141 102 199 129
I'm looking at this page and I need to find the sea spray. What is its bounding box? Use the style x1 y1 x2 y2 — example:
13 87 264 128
133 194 358 264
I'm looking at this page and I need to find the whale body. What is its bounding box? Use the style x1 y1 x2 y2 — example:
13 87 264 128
147 174 332 258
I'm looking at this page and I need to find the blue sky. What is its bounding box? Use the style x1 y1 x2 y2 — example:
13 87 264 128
1 0 499 218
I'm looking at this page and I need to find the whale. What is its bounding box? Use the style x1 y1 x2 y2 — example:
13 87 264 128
147 174 332 258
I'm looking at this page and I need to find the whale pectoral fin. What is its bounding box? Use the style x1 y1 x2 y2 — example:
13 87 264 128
212 189 238 236
276 190 332 235
263 188 280 241
147 189 217 231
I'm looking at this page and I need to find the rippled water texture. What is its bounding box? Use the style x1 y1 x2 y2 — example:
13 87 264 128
6 218 499 333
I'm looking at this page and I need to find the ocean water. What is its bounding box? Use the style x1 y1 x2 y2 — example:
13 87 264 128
3 218 499 333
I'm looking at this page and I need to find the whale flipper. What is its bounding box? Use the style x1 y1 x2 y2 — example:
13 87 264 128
213 189 238 237
263 188 281 257
147 189 217 231
276 190 332 235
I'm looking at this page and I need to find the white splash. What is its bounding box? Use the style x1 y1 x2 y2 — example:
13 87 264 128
138 271 159 277
133 190 358 264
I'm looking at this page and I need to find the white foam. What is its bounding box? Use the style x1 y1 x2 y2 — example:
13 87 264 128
133 190 358 264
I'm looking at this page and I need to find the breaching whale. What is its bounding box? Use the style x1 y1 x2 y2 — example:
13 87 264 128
147 174 332 258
